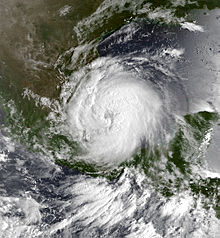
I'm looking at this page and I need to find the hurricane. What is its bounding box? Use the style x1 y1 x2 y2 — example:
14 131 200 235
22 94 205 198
0 1 220 238
66 57 165 167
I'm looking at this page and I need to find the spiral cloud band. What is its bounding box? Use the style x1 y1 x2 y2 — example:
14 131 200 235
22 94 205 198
67 58 163 167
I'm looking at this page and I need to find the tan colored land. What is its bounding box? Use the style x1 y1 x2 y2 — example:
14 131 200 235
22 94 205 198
0 0 102 99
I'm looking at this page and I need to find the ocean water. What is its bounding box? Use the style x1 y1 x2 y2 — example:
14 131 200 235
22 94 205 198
0 1 220 237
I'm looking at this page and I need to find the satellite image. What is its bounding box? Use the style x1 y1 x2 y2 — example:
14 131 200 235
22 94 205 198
0 1 220 237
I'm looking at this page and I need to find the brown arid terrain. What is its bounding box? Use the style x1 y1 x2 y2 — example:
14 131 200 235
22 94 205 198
0 0 102 101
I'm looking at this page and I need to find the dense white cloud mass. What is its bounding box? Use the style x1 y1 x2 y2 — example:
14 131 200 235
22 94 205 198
66 58 163 167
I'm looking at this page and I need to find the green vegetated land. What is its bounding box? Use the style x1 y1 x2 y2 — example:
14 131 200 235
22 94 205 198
55 111 219 219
